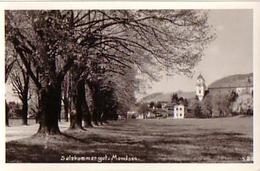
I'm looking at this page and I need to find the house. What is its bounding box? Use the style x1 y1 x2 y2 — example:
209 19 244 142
165 102 185 119
173 104 185 119
146 111 156 119
136 114 145 119
160 101 169 109
127 111 137 119
7 101 22 119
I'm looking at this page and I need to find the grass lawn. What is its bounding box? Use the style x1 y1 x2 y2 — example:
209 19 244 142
6 116 253 163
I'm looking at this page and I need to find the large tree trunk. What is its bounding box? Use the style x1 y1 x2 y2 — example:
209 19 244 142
96 92 104 125
83 105 92 127
57 92 62 122
21 76 29 125
97 110 103 125
63 74 70 122
6 101 9 126
63 96 69 122
35 89 40 123
83 91 92 128
92 97 100 126
21 98 28 125
80 82 92 128
70 80 85 129
102 110 109 124
86 81 102 126
37 82 61 135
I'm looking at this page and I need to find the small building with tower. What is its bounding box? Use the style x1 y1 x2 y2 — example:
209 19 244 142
195 74 207 101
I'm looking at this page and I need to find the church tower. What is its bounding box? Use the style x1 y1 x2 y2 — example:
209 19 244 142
196 74 206 101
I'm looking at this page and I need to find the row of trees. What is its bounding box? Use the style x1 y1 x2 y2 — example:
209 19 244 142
171 93 188 106
5 10 213 135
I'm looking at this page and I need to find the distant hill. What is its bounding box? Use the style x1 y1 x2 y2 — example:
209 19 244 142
139 90 195 103
209 73 253 88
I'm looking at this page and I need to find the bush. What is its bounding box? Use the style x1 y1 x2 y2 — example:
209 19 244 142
231 94 253 115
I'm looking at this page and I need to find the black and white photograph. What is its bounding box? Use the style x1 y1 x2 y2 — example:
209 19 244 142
2 2 259 168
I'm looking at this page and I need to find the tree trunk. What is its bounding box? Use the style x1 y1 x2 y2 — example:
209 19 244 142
83 108 92 127
35 89 40 123
63 74 70 122
57 81 62 122
63 96 69 122
21 99 28 125
97 111 103 125
37 82 61 135
92 102 100 126
102 111 109 124
6 101 9 126
58 112 61 122
70 80 85 129
21 77 29 125
87 81 102 126
83 100 92 128
82 85 92 128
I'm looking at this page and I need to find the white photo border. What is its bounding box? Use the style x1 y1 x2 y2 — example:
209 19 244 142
0 1 259 171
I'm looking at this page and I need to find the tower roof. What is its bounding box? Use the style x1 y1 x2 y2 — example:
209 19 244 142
197 74 205 80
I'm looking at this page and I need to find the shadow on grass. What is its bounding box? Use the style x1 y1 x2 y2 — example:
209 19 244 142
6 120 253 163
6 141 61 163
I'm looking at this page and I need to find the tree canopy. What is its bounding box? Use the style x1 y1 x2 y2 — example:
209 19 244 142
5 10 214 134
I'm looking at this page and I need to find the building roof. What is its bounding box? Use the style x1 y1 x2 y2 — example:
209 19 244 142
164 102 184 109
174 103 184 107
209 73 253 89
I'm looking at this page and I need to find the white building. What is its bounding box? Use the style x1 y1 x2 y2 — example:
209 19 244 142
146 111 156 119
136 114 145 119
173 104 185 119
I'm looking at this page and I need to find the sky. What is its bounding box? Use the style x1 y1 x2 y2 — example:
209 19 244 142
137 9 253 99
